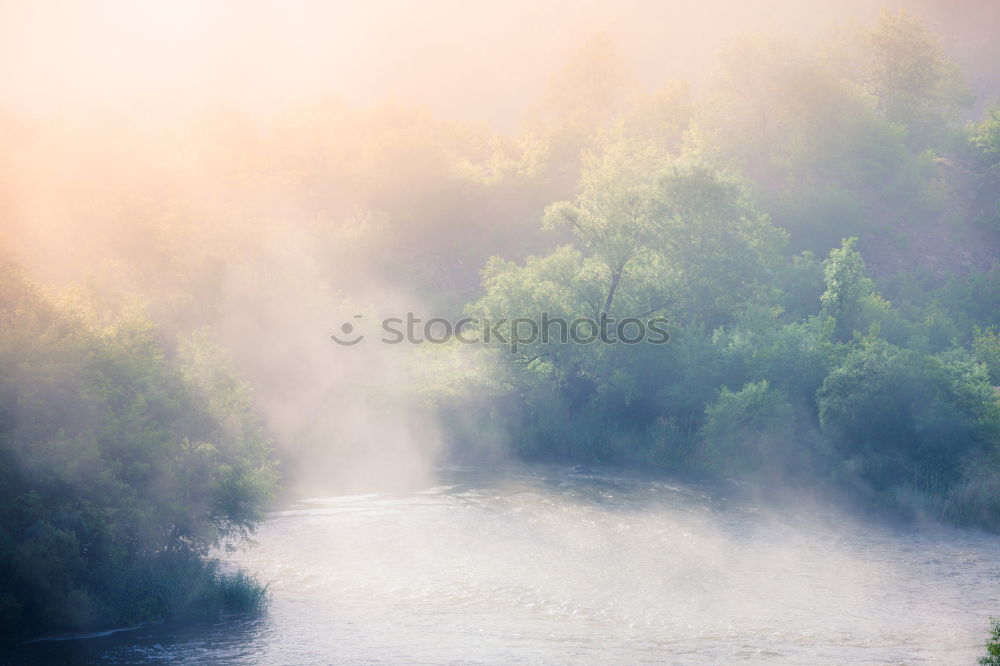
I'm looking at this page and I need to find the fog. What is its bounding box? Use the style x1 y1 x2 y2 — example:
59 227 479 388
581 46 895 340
3 0 998 127
14 467 1000 663
3 0 998 493
228 468 994 664
3 1 1000 660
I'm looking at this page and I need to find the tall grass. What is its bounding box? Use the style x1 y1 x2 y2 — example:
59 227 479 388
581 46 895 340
171 559 269 622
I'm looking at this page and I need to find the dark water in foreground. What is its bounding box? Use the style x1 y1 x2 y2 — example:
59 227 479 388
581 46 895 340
8 466 1000 664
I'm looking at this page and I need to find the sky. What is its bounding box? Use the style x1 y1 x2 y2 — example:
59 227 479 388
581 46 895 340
2 0 997 130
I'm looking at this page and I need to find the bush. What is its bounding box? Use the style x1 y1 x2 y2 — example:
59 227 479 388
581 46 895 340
0 260 276 642
980 617 1000 666
700 380 810 478
818 337 999 498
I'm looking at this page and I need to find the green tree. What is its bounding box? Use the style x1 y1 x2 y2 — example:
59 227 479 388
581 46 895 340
863 10 970 147
821 237 875 341
701 380 805 477
967 108 1000 229
980 617 1000 666
0 257 276 640
970 109 1000 165
542 140 666 317
973 327 1000 384
654 164 786 326
817 337 996 494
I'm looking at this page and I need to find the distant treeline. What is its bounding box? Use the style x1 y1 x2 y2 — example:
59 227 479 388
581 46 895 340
437 11 1000 528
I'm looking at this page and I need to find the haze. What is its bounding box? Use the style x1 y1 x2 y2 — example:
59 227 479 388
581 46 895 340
2 1 1000 663
3 0 998 127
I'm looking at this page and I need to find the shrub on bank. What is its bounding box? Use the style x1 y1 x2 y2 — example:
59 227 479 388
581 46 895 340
0 259 276 643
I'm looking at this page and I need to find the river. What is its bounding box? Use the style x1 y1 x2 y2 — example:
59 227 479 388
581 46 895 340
11 465 1000 664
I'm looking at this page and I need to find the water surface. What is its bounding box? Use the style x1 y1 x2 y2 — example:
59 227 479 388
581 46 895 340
11 466 1000 664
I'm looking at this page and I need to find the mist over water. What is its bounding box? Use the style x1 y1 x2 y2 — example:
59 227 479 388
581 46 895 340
2 0 1000 661
13 466 999 664
208 224 448 494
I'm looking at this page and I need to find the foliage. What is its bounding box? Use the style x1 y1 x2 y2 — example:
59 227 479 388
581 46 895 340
966 108 1000 230
0 259 276 641
820 237 875 341
817 337 997 495
970 109 1000 166
2 11 1000 637
701 380 803 477
974 327 1000 384
863 10 971 148
981 617 1000 666
452 22 1000 520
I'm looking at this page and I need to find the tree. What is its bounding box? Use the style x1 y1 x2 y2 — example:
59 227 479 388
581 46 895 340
821 237 874 341
654 164 786 326
973 327 1000 384
701 380 803 477
537 32 633 130
0 257 276 639
863 10 970 147
980 617 1000 666
817 337 995 494
970 109 1000 166
542 140 665 317
967 108 1000 229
